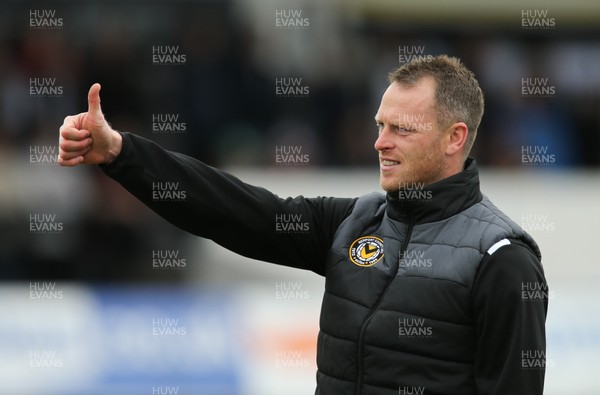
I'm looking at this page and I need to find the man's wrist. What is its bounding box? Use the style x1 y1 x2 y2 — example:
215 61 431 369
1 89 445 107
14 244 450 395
105 130 123 165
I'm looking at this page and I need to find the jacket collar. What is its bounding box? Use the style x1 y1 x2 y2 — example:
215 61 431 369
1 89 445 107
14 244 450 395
386 157 483 224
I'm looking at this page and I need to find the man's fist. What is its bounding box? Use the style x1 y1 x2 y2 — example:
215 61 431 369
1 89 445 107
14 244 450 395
58 83 122 166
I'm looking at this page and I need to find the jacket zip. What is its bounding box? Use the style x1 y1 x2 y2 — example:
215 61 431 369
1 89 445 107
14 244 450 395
354 216 414 395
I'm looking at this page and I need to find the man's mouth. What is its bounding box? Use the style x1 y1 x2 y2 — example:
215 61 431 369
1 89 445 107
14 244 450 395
380 158 400 170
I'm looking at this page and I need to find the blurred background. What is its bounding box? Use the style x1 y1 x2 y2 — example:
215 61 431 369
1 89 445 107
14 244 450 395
0 0 599 393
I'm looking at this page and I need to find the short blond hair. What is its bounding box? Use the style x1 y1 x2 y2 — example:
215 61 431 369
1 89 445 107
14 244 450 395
389 55 484 158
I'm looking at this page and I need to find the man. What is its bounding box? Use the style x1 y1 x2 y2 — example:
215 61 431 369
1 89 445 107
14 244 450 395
59 55 548 394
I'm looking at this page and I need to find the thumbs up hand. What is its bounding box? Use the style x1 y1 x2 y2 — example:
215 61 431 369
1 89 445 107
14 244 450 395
58 83 122 166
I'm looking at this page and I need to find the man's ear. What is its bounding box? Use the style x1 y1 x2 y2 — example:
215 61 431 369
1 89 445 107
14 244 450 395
445 122 468 157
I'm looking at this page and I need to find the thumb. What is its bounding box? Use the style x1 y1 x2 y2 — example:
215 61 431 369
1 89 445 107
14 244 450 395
87 83 103 116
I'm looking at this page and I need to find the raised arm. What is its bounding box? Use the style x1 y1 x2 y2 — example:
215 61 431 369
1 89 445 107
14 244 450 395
59 84 356 274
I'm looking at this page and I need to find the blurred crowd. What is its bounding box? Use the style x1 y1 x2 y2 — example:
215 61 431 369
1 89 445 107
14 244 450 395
1 0 599 281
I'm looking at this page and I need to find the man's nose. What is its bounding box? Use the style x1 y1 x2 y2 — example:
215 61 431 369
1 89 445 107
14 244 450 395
374 128 394 152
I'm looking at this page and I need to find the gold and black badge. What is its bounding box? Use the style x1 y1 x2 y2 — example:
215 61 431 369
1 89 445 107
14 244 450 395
349 236 384 267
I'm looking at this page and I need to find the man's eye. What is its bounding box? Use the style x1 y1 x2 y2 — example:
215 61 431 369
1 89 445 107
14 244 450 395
376 124 415 134
397 126 416 133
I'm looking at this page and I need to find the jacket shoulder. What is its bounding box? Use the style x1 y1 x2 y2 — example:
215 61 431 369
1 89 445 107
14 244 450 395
469 195 542 261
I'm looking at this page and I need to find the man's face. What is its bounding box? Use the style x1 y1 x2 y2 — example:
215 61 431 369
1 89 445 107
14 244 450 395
374 77 449 192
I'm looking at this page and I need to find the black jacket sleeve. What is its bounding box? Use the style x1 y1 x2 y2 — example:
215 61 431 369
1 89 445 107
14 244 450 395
472 239 548 395
99 132 356 275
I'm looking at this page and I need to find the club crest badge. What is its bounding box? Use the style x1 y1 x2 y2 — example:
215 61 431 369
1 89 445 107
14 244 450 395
349 236 384 267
